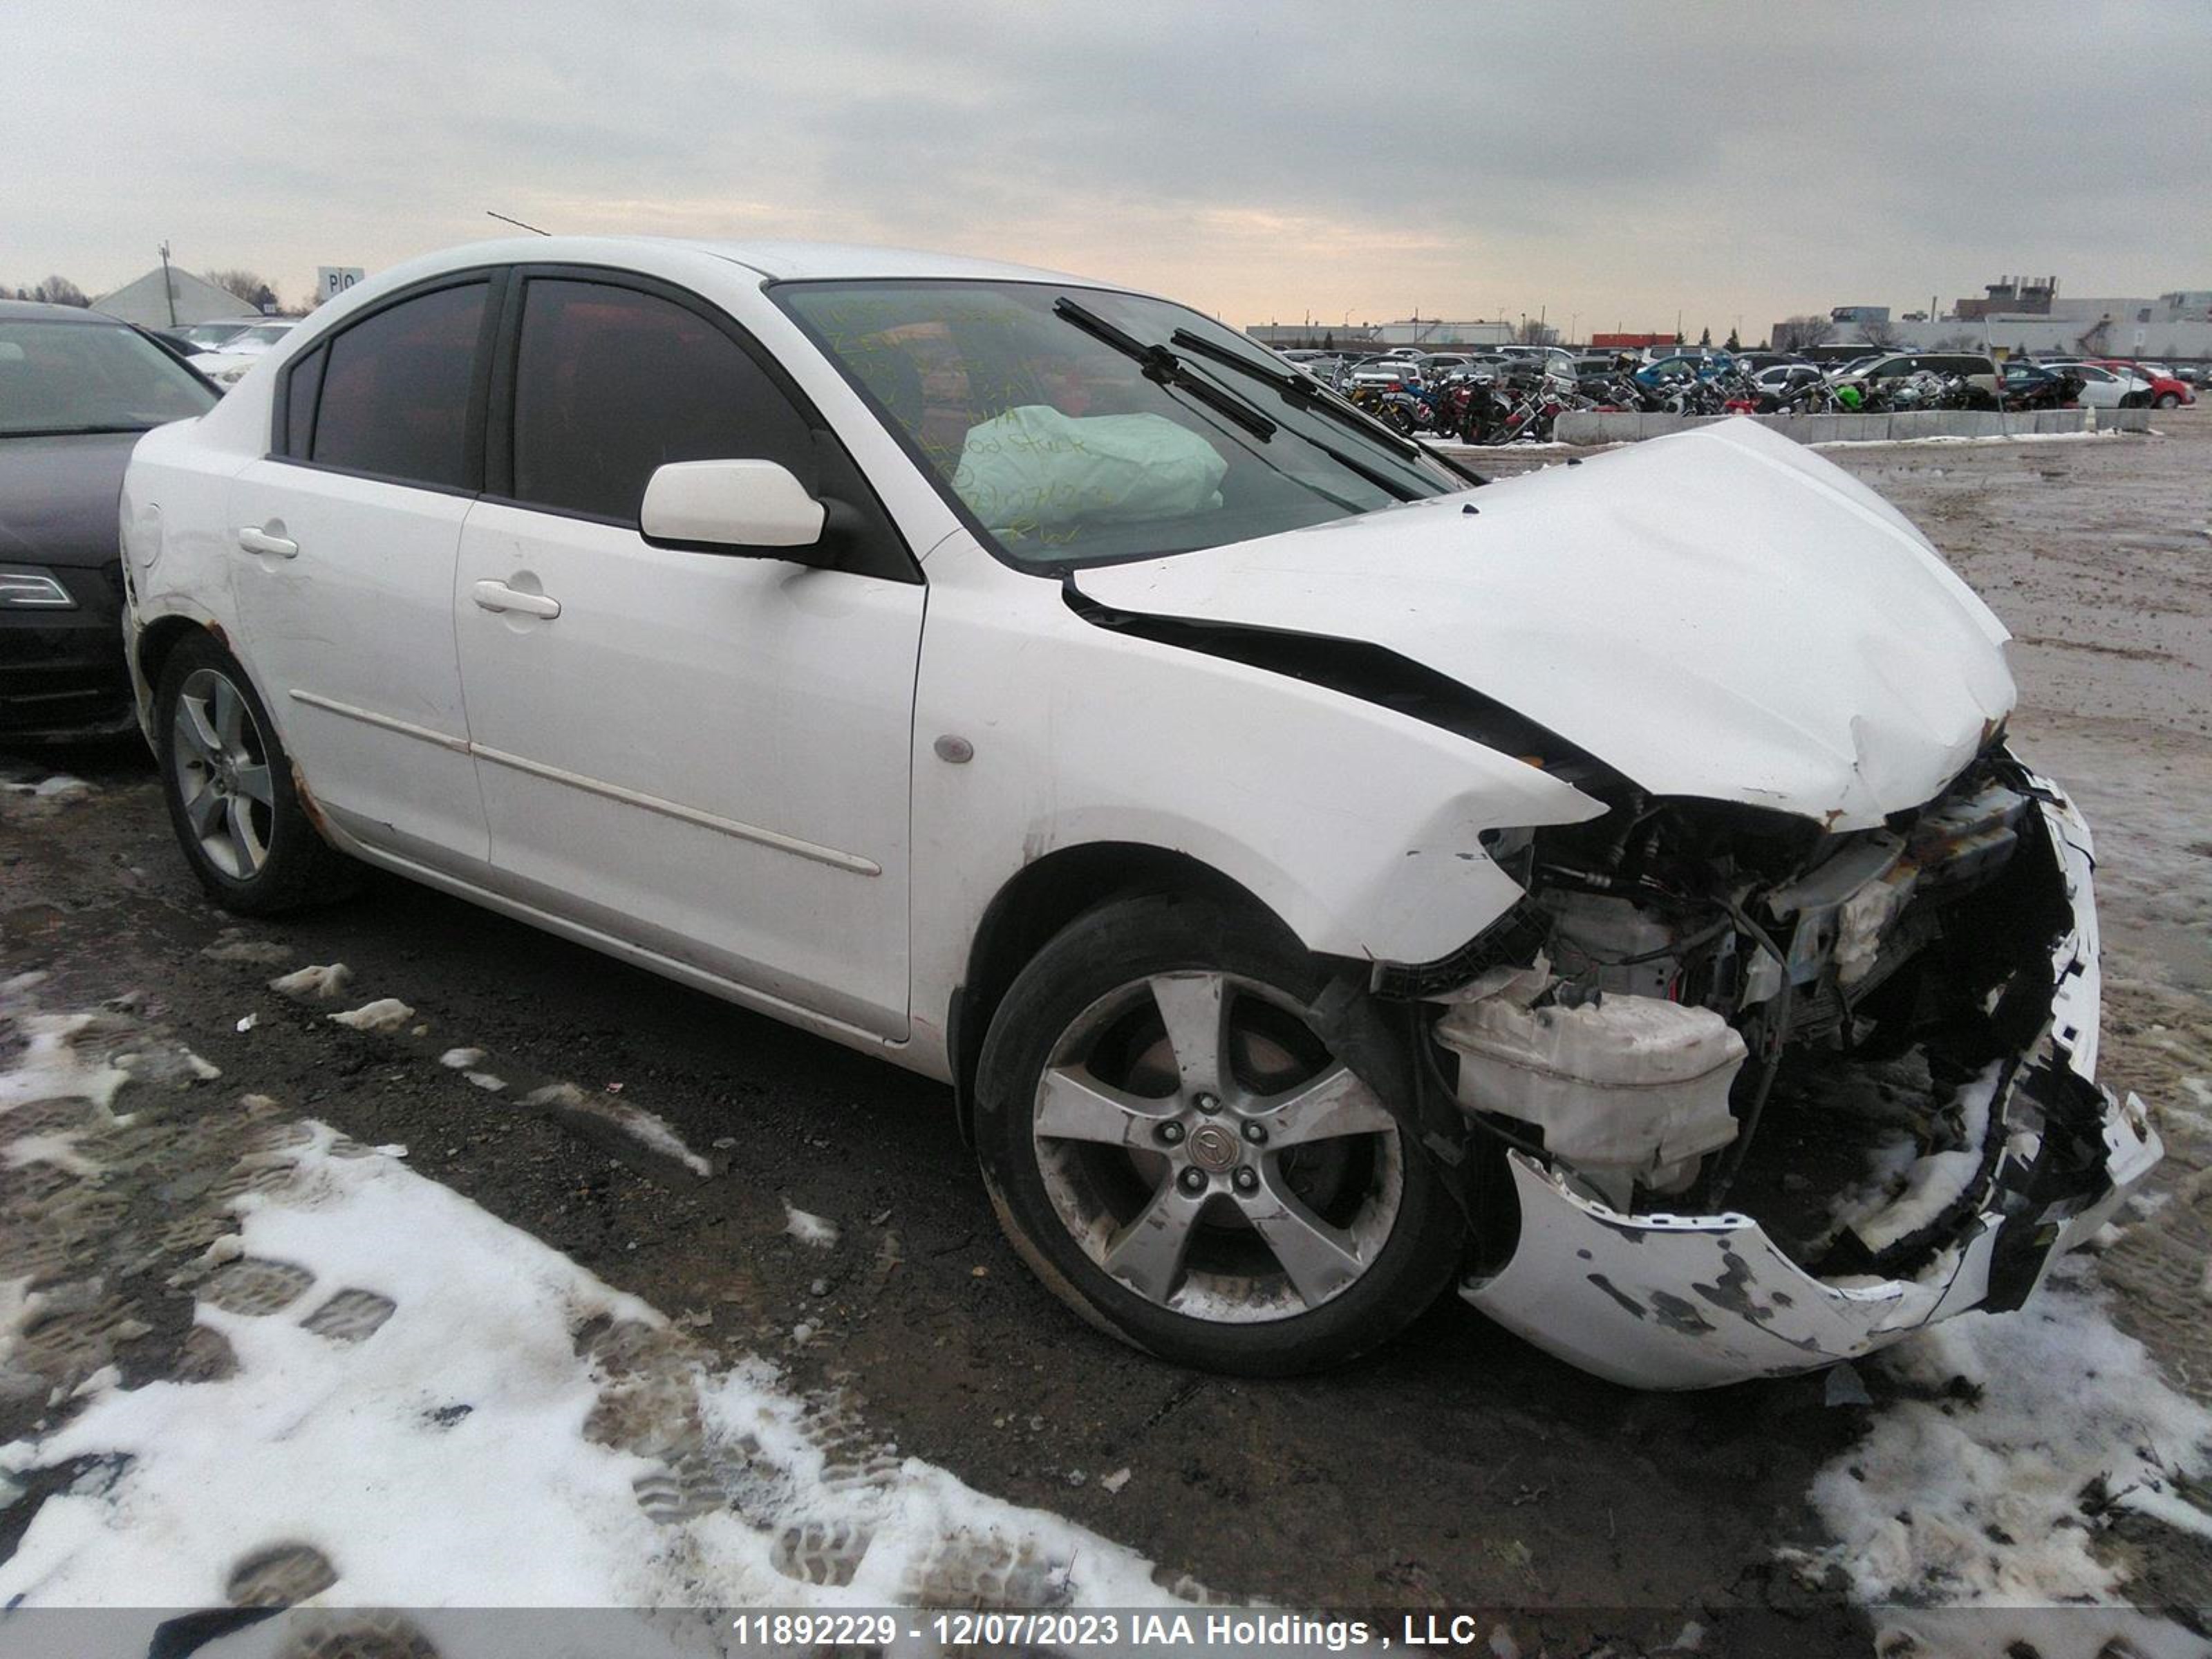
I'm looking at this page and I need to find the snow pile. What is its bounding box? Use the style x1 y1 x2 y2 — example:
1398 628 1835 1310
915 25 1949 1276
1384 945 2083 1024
268 964 352 1000
1799 1255 2212 1656
783 1203 839 1249
0 1116 1187 1621
328 997 413 1033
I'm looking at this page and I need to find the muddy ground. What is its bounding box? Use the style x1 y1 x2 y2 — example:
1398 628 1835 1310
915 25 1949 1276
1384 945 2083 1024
3 411 2208 1654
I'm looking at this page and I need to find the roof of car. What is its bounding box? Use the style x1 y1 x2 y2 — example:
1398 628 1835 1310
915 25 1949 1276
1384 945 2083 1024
384 234 1103 291
0 299 123 325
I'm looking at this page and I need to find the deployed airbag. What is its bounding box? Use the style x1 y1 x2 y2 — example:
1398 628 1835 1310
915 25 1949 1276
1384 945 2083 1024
953 405 1226 535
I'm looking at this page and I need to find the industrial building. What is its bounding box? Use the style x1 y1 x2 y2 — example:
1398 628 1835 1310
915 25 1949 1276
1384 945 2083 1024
1247 316 1514 350
1778 278 2212 359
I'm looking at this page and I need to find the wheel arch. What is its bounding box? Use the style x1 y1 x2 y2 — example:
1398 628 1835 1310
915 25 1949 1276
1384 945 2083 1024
947 841 1300 1144
135 612 224 706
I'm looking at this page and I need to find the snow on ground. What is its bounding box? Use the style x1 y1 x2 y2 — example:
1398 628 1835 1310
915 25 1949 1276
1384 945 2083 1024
1794 1252 2212 1658
1807 429 2130 451
328 997 414 1033
0 774 92 799
0 993 1203 1651
522 1082 713 1179
783 1203 839 1249
268 963 352 1000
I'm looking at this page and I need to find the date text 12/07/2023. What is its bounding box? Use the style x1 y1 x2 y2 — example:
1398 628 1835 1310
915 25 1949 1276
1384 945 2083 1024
726 1610 1402 1651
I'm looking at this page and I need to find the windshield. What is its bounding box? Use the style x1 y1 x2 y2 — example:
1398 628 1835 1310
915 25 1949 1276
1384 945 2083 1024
775 280 1461 570
0 320 217 436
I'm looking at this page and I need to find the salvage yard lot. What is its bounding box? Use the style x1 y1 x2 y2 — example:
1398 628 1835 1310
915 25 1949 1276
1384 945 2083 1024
3 411 2209 1655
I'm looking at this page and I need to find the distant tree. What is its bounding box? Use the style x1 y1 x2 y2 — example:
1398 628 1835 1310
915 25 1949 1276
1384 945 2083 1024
1322 330 1334 353
1513 317 1559 346
1698 326 1712 348
1673 330 1685 347
28 275 90 306
1857 316 1903 349
1724 327 1741 352
1933 331 1980 351
205 268 279 312
1773 315 1835 353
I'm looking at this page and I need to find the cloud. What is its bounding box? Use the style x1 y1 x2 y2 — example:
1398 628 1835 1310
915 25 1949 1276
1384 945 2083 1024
9 0 2209 335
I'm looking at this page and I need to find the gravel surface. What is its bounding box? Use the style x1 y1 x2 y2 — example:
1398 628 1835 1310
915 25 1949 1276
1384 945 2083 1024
3 412 2206 1653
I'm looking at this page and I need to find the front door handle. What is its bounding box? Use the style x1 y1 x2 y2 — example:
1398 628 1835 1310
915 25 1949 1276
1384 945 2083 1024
236 527 299 559
471 579 561 620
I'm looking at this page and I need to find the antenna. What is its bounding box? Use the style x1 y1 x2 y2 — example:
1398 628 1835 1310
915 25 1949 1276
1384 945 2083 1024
486 210 551 236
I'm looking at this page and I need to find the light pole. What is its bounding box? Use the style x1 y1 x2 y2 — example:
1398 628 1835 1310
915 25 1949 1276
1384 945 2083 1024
158 240 176 327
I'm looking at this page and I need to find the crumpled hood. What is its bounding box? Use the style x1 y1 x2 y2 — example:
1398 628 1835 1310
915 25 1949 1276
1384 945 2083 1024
1072 418 2015 830
0 432 136 570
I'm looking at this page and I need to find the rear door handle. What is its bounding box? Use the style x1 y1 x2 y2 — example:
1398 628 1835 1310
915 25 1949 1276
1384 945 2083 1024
236 527 299 559
471 579 561 620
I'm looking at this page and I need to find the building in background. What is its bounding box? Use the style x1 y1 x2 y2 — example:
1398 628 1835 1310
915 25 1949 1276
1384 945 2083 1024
90 267 261 328
1772 279 2211 359
1956 277 2058 321
1247 317 1513 350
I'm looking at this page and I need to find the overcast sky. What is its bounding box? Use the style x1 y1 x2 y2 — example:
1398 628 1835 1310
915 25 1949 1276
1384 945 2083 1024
7 1 2208 337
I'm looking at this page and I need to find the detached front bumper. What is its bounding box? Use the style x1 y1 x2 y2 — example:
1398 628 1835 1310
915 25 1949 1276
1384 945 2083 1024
1457 777 2163 1390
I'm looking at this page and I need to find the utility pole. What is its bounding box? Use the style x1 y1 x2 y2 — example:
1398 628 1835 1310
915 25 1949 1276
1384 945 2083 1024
158 240 176 326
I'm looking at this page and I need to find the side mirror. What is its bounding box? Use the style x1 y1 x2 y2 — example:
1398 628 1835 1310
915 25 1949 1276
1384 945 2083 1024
639 459 826 554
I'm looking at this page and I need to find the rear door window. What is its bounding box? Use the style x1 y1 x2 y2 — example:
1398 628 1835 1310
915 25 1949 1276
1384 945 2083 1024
309 282 489 489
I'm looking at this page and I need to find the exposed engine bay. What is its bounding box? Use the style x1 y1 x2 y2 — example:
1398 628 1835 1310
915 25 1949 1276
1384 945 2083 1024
1394 741 2160 1386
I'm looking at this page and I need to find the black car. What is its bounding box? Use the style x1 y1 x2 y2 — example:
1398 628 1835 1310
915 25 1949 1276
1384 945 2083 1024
1 300 218 740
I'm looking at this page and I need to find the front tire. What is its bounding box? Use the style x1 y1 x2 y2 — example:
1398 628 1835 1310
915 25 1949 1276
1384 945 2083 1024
155 632 357 915
974 894 1464 1376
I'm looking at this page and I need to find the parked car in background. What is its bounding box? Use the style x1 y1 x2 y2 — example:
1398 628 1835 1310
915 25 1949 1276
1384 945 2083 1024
2000 359 2083 410
1751 363 1826 395
1 298 218 739
2091 361 2194 409
1344 357 1424 393
117 235 2157 1389
1833 351 2001 408
189 319 303 388
2038 362 2137 409
1633 350 1737 390
168 320 264 351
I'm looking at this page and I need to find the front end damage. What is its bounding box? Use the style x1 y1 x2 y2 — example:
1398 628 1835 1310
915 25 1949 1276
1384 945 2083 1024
1396 744 2160 1389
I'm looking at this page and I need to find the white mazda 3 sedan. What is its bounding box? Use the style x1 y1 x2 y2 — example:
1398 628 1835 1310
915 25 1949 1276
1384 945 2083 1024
120 238 2159 1387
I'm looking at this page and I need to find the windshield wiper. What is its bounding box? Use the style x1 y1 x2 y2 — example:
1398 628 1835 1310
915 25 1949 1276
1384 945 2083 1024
1166 329 1483 498
1052 298 1277 442
1169 330 1489 491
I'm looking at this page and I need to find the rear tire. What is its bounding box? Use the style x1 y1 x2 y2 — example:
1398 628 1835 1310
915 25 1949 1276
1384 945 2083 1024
2155 393 2180 409
973 893 1464 1376
155 632 358 915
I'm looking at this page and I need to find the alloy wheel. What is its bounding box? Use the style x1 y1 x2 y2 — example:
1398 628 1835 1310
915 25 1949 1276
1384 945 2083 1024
1030 971 1404 1323
170 666 275 880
